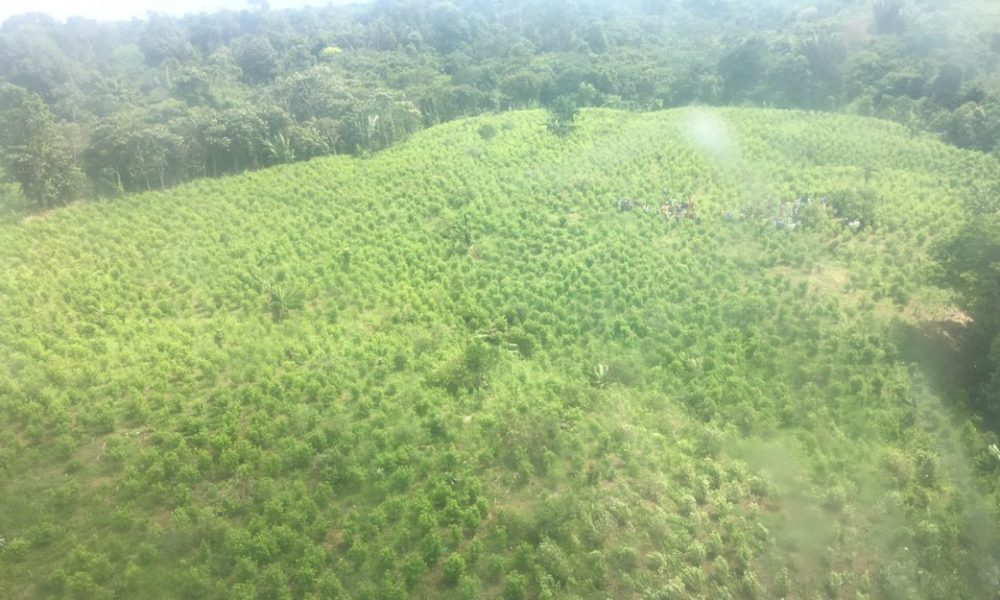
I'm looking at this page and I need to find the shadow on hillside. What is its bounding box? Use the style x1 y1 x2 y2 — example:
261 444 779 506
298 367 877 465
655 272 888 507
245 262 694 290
892 313 999 431
894 314 969 390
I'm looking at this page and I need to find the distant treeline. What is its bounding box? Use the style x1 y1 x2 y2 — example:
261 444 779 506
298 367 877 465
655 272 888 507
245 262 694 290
1 0 999 208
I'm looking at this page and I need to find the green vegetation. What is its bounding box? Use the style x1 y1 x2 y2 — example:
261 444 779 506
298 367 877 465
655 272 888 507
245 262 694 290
2 107 999 598
2 0 1000 208
933 204 1000 425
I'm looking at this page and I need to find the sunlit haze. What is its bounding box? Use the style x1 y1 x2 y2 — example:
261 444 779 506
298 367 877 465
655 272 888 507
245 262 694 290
0 0 360 24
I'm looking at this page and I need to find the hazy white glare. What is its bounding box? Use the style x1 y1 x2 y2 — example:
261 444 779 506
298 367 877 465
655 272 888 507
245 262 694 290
682 109 736 162
0 0 361 24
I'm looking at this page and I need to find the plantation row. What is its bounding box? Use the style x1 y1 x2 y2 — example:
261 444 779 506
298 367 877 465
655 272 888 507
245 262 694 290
1 108 998 598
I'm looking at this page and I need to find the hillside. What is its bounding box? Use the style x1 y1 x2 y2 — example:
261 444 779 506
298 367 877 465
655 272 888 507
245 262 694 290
1 107 999 599
4 0 1000 210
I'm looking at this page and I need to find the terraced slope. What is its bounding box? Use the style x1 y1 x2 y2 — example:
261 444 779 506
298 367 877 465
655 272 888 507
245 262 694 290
1 108 998 599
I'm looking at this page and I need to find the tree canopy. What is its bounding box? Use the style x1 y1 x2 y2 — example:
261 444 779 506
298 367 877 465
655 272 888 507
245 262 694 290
0 0 999 208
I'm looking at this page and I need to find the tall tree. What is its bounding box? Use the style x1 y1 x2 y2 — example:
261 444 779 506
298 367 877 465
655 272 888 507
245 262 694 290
232 36 280 84
0 83 84 208
718 37 767 103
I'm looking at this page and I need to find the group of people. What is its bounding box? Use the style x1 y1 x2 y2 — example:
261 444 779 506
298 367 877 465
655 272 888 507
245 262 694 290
615 187 700 222
616 191 865 233
721 195 858 231
722 195 824 230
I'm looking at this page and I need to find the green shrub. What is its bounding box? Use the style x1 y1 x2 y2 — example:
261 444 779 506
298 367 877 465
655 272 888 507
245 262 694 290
3 537 28 561
443 552 466 585
502 573 527 600
477 124 497 141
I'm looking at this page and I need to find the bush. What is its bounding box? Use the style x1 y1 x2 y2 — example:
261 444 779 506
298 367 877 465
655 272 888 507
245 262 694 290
502 573 527 600
443 552 466 586
477 124 497 141
400 552 427 589
3 537 28 561
613 545 639 572
459 574 482 599
546 96 579 136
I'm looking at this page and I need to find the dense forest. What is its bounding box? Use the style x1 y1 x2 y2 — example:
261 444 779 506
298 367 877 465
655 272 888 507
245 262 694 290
2 1 1000 599
1 0 1000 208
